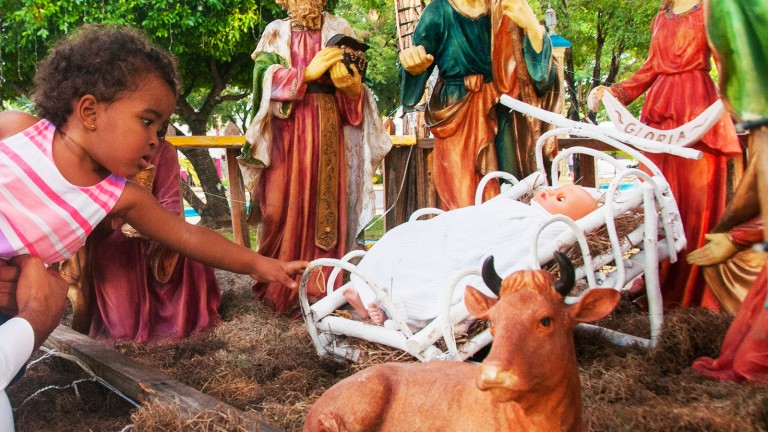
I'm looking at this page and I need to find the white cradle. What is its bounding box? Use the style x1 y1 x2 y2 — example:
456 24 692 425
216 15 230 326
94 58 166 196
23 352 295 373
299 99 697 363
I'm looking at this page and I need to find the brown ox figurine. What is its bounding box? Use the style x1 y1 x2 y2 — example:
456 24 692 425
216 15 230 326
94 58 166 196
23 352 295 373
303 252 620 432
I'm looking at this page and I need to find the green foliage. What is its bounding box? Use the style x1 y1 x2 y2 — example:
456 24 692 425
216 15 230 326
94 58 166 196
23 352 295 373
0 0 396 117
333 0 399 116
363 214 384 242
0 0 284 112
2 0 662 126
551 0 659 119
372 169 383 184
0 1 287 223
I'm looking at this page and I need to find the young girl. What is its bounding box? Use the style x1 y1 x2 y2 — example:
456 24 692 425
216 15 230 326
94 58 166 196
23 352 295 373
0 24 306 289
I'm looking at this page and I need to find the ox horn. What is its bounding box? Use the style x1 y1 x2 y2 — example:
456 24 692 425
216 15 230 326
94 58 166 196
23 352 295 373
482 256 502 296
553 251 575 297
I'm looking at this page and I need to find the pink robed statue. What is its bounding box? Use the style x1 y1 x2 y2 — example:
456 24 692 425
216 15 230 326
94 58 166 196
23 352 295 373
78 140 221 343
240 0 392 314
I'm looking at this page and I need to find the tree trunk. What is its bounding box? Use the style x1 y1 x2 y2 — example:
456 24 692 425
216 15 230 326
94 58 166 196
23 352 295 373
564 49 581 121
591 11 605 95
178 147 232 228
606 42 625 85
172 57 249 228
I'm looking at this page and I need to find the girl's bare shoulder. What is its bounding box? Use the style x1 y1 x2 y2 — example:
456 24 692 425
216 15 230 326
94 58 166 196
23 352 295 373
0 111 41 140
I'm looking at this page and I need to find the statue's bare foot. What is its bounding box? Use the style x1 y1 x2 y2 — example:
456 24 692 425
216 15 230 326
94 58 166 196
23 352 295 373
367 303 386 324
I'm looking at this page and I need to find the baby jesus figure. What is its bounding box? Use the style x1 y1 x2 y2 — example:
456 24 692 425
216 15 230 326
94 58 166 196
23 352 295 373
343 184 599 328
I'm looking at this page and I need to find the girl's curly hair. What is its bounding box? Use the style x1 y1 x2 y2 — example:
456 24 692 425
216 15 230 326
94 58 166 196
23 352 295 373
32 24 180 127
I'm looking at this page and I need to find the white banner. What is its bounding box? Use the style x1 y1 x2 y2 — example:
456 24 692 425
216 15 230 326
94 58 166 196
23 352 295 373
589 89 725 148
498 95 703 160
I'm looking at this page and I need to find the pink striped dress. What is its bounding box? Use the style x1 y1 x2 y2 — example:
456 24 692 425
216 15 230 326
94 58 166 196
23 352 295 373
0 119 126 265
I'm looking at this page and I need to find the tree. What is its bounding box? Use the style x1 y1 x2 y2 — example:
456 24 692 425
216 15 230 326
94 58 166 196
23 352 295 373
552 0 658 121
333 0 400 117
0 0 288 227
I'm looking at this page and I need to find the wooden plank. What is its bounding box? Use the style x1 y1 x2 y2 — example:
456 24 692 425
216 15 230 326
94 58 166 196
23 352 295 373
167 126 251 247
417 137 435 149
384 146 411 231
383 139 439 230
415 144 438 210
226 149 250 248
222 123 251 248
167 135 246 149
44 325 283 432
390 135 418 146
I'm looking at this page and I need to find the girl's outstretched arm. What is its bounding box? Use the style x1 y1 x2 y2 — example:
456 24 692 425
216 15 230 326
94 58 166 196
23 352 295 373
112 182 306 287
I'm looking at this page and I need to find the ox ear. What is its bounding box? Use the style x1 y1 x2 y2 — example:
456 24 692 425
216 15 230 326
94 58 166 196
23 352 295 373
568 288 620 323
465 285 497 319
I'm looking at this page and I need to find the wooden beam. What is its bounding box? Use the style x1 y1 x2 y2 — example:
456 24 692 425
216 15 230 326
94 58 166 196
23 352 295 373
166 135 246 148
166 129 251 248
223 123 251 248
44 325 283 432
383 138 439 230
390 135 417 146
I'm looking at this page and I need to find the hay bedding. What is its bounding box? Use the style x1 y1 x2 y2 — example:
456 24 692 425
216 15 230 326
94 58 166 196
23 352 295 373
7 271 768 431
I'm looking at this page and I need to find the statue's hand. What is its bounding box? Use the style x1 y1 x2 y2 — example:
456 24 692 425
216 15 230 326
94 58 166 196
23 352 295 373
501 0 539 30
687 233 739 266
304 47 344 83
399 45 434 76
588 85 614 112
502 0 545 52
330 62 362 97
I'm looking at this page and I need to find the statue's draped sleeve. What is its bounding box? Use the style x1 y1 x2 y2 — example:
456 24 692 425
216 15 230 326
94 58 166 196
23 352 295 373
705 0 768 121
492 10 555 97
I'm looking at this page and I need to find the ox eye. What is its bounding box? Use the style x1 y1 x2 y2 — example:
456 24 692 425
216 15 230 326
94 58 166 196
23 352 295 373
540 317 552 327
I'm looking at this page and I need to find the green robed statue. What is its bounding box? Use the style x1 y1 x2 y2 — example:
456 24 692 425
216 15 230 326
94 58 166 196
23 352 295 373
400 0 561 210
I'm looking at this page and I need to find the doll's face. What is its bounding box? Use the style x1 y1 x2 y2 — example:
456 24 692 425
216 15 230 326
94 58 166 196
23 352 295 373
533 184 598 220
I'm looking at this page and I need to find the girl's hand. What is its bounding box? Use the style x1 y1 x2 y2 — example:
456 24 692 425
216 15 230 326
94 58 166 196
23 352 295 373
330 63 362 97
304 47 344 83
249 256 308 289
399 45 434 76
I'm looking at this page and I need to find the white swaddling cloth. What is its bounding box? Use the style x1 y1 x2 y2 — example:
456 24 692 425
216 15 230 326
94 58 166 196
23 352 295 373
351 197 568 327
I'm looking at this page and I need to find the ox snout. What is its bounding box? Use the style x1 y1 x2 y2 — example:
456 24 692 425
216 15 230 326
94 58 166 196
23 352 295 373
477 364 506 388
476 364 522 394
